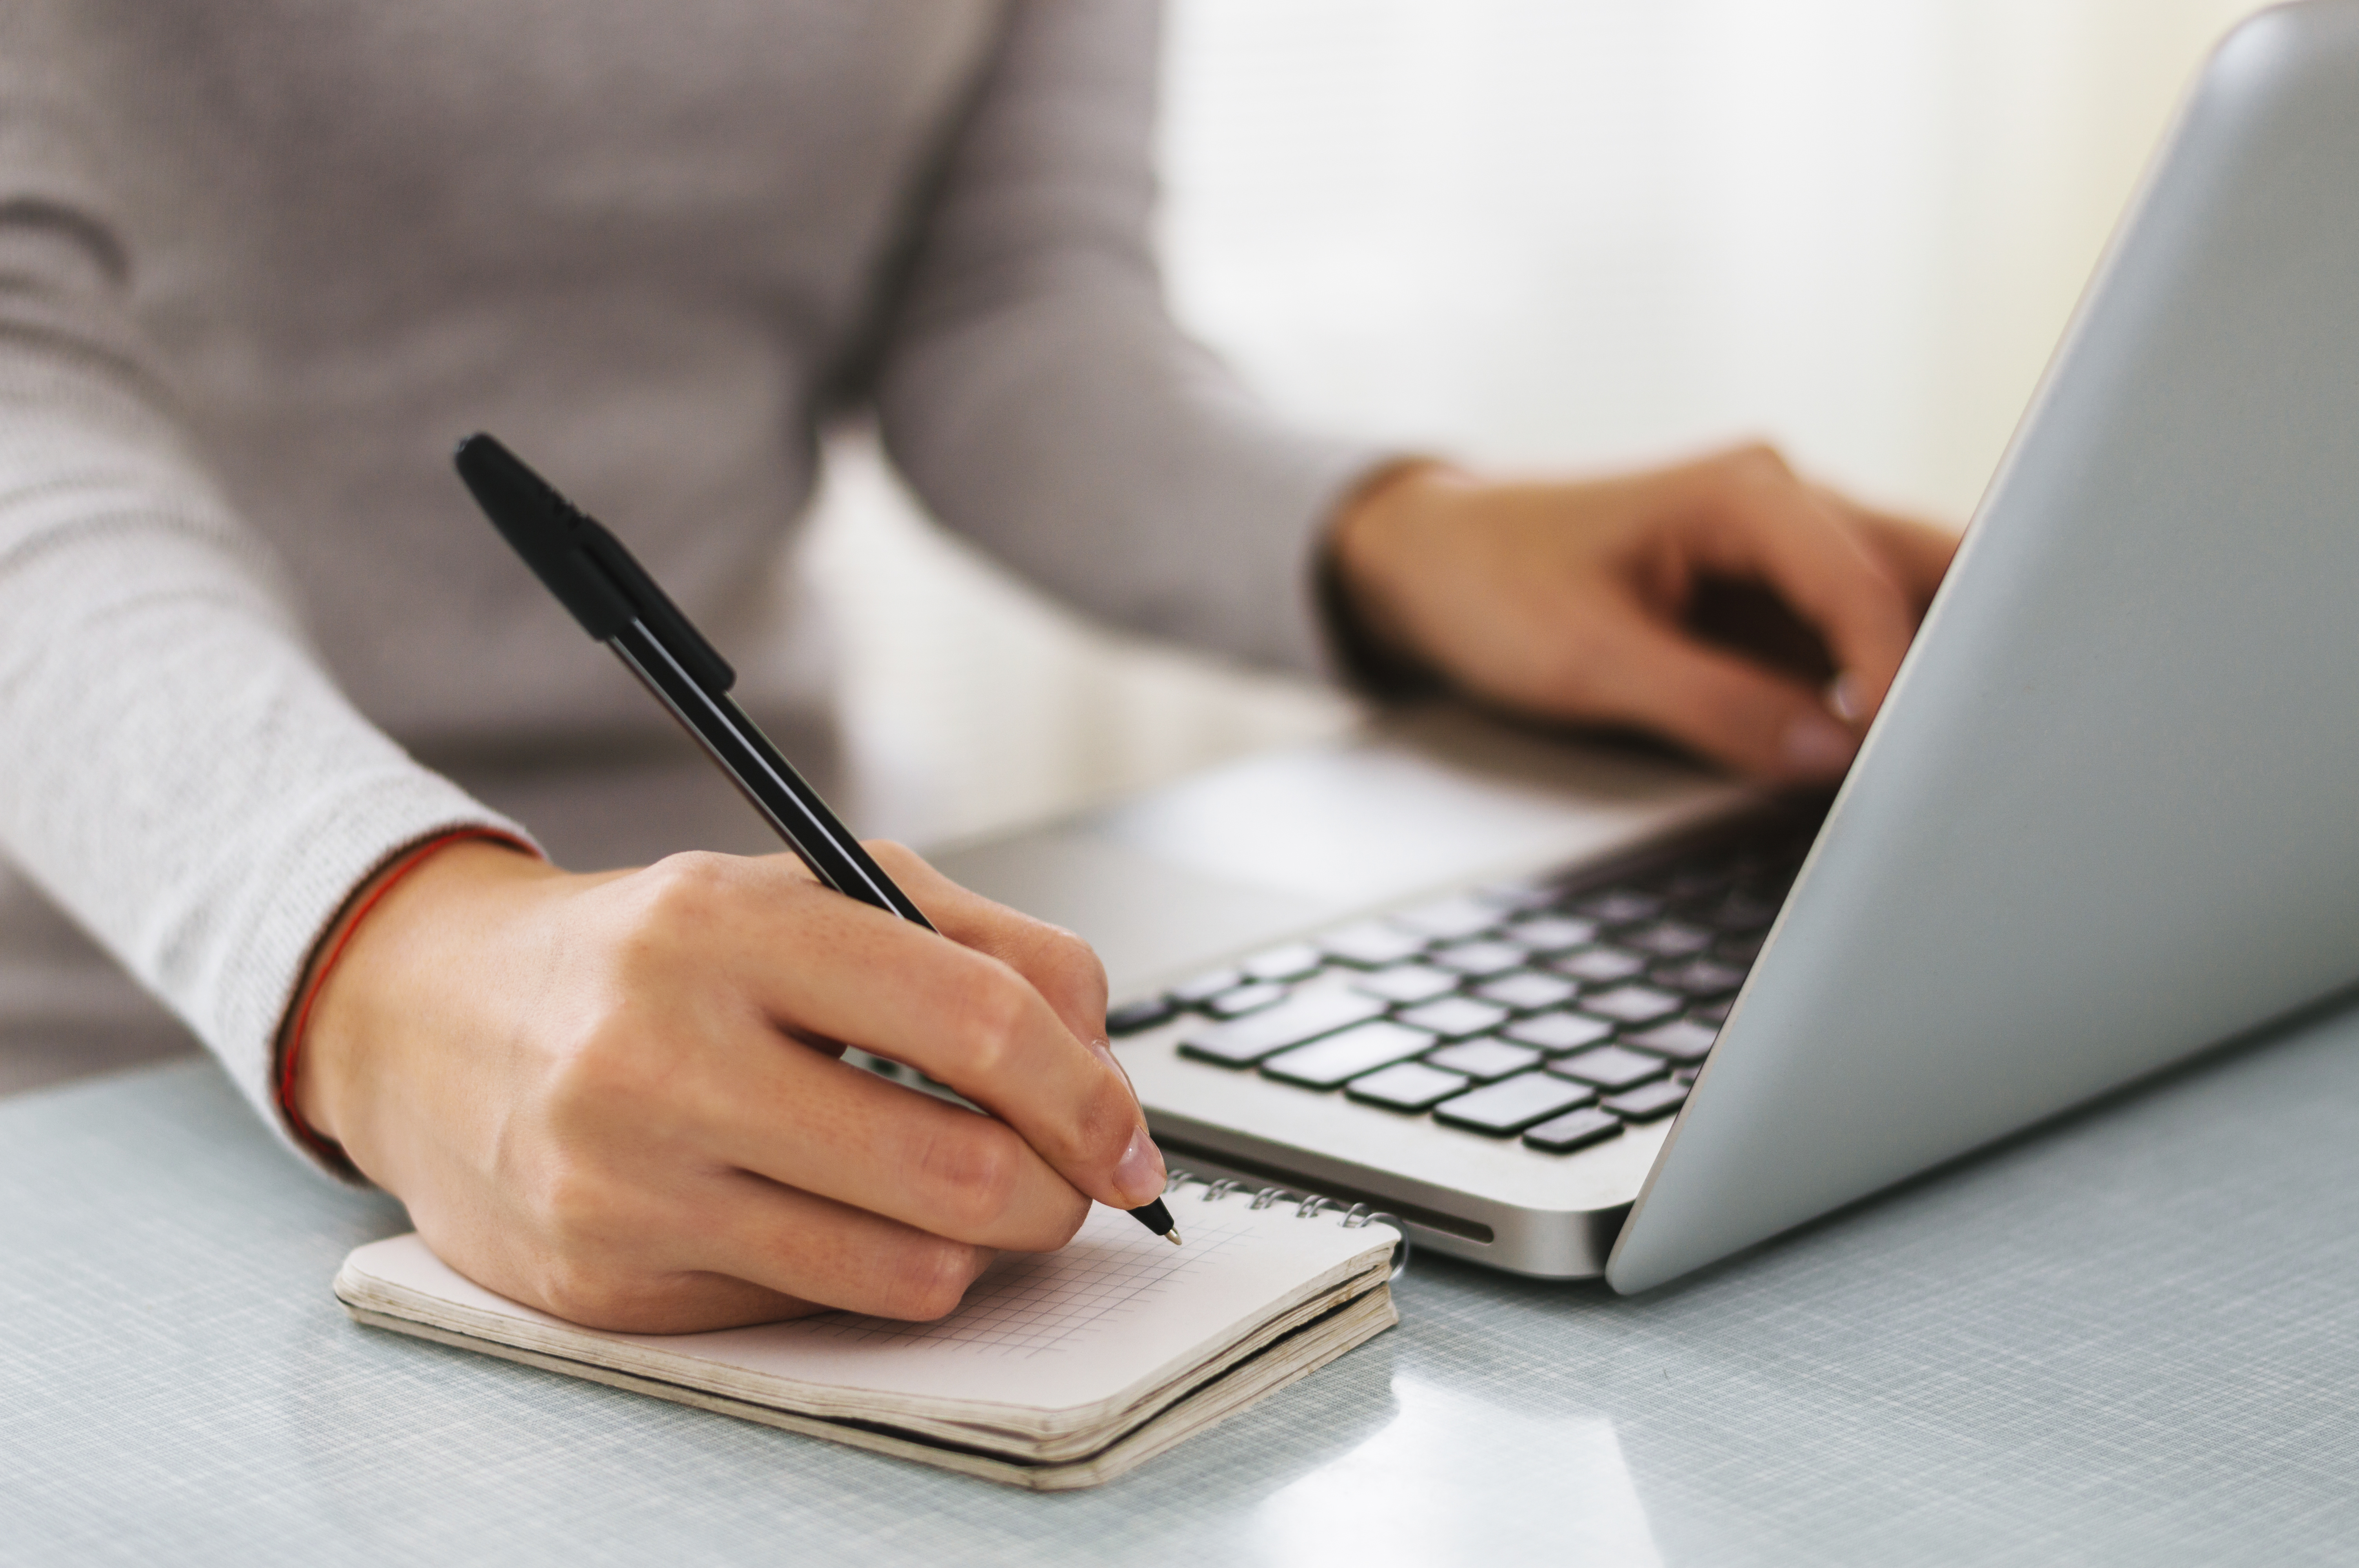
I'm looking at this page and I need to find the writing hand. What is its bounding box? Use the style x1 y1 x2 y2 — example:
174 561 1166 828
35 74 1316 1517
293 840 1159 1333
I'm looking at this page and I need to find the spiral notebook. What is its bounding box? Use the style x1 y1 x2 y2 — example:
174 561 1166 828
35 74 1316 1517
334 1177 1403 1490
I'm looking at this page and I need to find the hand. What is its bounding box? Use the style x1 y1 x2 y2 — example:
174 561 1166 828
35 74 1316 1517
293 840 1161 1333
1327 445 1958 780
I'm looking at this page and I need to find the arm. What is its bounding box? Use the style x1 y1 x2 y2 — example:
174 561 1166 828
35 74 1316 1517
874 2 1956 775
872 0 1389 679
0 35 523 1154
0 21 1155 1332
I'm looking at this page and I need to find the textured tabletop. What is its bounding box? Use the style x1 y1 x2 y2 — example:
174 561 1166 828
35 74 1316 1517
7 1001 2359 1566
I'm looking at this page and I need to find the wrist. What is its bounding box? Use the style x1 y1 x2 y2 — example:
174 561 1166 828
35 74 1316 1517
1323 460 1473 686
286 835 549 1168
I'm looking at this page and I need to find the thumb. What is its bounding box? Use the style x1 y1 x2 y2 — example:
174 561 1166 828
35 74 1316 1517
1591 606 1859 781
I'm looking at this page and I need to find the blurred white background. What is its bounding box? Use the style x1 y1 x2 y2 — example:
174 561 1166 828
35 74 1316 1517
803 0 2275 849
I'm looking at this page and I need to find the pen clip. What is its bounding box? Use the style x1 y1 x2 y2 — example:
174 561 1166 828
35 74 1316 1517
573 524 737 695
454 433 737 694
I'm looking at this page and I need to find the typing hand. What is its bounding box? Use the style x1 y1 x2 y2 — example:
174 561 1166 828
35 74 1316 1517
1328 445 1959 780
292 840 1159 1333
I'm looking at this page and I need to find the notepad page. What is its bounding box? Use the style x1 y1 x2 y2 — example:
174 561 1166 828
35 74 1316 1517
342 1200 1392 1431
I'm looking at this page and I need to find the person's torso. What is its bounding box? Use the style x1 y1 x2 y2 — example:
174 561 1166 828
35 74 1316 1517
65 1 1005 751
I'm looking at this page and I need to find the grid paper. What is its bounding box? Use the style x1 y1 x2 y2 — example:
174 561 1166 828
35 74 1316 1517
794 1211 1251 1357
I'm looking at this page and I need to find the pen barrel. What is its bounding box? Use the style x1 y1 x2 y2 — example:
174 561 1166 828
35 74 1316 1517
607 621 935 931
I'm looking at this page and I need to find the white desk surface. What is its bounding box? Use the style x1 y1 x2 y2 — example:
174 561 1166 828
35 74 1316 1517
7 996 2359 1566
9 720 2358 1563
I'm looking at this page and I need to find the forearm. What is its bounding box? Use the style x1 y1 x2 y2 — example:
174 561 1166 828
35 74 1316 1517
881 292 1388 676
0 393 524 1166
870 0 1392 679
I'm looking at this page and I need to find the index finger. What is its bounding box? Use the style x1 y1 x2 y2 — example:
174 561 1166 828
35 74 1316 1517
701 862 1161 1213
865 840 1112 1055
1670 451 1921 716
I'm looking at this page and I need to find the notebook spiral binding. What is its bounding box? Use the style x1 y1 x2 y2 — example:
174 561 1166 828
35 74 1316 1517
1165 1170 1412 1281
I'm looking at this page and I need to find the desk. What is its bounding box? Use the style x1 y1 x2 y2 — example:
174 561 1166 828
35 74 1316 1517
7 997 2359 1564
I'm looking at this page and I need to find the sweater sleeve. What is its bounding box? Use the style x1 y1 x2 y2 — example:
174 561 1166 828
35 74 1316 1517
0 38 527 1169
870 0 1394 680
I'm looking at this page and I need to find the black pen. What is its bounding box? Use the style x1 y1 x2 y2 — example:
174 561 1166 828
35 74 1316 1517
453 433 1180 1247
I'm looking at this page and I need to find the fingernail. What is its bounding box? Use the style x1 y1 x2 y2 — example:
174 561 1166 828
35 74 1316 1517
1781 712 1858 778
1113 1125 1167 1208
1825 672 1865 725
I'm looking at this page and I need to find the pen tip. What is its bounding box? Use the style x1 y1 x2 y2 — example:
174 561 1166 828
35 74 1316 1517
1166 1229 1183 1245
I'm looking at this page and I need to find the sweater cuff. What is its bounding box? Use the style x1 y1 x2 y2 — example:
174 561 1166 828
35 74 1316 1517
202 766 536 1180
1252 441 1423 685
1308 458 1458 700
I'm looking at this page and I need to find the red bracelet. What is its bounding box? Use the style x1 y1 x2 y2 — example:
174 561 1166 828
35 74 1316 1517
274 828 535 1167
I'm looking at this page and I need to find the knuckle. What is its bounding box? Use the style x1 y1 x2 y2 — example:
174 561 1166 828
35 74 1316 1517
1041 926 1106 995
877 1238 987 1322
1003 919 1109 1018
918 1123 1024 1233
1724 440 1791 480
953 964 1033 1075
635 851 736 927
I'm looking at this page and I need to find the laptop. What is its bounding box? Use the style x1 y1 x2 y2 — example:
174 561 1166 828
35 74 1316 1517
937 1 2359 1293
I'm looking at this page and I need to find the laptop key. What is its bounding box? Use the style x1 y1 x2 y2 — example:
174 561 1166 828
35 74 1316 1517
1180 990 1388 1067
1170 968 1245 1005
1106 995 1178 1036
1396 996 1512 1040
1652 957 1747 998
1502 914 1599 955
1623 919 1713 958
1579 984 1685 1025
1602 1078 1690 1122
1261 1021 1438 1089
1549 1044 1670 1091
1473 970 1580 1013
1434 1073 1597 1136
1345 1059 1471 1111
1392 895 1501 941
1424 1036 1544 1082
1429 939 1527 978
1573 889 1663 925
1352 963 1459 1005
1473 879 1559 913
1205 982 1289 1019
1549 945 1647 984
1622 1018 1719 1064
1320 920 1427 968
1522 1106 1625 1154
1502 1010 1617 1054
1690 999 1735 1025
1241 943 1325 983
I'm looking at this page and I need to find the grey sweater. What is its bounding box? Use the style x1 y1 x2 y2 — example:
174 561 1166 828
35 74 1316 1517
0 1 1378 1159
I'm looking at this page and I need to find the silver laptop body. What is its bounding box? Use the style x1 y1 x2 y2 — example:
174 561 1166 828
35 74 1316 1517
939 2 2359 1292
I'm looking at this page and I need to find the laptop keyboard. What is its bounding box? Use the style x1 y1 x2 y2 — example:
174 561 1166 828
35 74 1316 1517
1107 810 1820 1156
